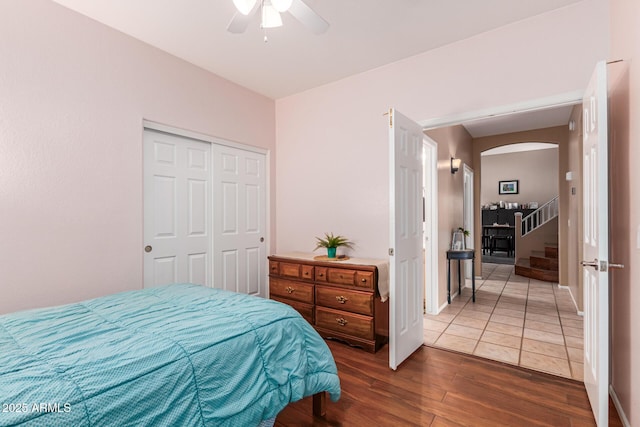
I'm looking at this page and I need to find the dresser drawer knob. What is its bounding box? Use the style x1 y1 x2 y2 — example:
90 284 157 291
285 286 295 294
335 295 348 304
336 317 348 326
361 278 367 283
319 273 324 277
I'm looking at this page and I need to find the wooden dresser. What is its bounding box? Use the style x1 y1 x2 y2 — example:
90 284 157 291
268 254 389 353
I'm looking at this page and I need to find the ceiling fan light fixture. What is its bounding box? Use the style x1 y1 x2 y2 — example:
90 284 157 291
261 2 283 28
233 0 257 15
271 0 293 12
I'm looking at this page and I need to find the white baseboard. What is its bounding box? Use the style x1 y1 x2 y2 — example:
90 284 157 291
557 283 583 316
610 385 631 427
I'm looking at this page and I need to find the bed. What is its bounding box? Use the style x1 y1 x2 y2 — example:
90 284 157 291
0 284 341 426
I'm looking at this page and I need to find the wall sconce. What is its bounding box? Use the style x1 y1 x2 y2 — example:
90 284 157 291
451 157 461 174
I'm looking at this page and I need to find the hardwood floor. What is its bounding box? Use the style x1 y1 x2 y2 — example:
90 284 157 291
276 341 623 426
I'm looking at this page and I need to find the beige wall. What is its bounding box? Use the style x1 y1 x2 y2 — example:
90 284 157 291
0 1 276 314
480 148 559 206
609 0 640 423
425 126 473 308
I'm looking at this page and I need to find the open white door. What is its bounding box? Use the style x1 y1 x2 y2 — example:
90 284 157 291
580 60 609 426
388 108 425 370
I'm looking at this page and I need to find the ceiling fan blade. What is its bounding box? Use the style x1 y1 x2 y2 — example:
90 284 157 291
227 2 259 34
288 0 329 34
227 11 252 33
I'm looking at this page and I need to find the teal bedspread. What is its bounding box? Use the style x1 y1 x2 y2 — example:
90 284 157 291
0 284 340 426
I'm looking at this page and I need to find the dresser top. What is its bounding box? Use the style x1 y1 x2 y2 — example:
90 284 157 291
270 252 390 301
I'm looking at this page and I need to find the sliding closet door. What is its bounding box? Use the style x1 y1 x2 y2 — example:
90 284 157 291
143 130 212 288
212 145 267 298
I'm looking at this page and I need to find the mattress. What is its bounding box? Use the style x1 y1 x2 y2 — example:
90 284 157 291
0 284 340 426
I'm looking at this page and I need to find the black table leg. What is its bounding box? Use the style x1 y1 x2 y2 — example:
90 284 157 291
472 258 476 302
457 259 461 298
447 258 451 304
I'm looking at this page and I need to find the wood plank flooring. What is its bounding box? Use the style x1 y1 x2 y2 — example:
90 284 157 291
276 341 623 426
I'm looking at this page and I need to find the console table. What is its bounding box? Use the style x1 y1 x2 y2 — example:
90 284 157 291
446 249 476 304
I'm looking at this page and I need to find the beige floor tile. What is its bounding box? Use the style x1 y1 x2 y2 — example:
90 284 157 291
525 312 560 325
520 351 571 378
495 301 526 311
425 312 456 323
490 314 524 327
423 330 441 345
566 346 582 362
461 303 494 313
480 330 522 349
474 342 520 364
570 360 584 381
424 319 449 333
457 309 491 321
523 329 565 346
564 335 583 349
452 316 488 329
525 319 563 334
525 305 559 316
521 338 567 359
493 307 525 319
562 326 583 338
485 321 523 337
434 333 478 353
445 323 484 340
426 262 582 380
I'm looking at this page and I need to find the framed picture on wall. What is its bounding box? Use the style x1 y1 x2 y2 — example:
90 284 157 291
499 180 519 195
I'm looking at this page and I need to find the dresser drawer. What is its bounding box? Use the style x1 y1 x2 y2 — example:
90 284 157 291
315 267 328 282
278 262 314 281
355 271 374 290
326 268 356 286
315 306 374 340
270 278 314 304
316 286 373 316
271 296 314 324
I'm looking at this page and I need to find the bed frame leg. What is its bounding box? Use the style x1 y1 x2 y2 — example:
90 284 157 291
312 392 326 417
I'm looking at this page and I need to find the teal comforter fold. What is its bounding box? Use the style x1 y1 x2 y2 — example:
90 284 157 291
0 284 340 426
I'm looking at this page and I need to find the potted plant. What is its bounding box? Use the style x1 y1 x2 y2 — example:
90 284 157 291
314 232 354 258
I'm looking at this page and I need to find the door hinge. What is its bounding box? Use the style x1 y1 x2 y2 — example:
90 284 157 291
389 248 394 256
389 109 393 128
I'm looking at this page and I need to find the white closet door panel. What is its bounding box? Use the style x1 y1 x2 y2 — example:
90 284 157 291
144 130 211 288
213 145 267 297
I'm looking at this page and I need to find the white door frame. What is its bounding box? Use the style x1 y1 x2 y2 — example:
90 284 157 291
463 164 474 280
142 120 271 293
423 137 439 315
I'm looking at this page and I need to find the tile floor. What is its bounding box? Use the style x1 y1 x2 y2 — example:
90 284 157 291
424 263 584 380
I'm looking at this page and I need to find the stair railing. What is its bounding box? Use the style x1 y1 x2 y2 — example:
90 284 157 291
521 196 559 237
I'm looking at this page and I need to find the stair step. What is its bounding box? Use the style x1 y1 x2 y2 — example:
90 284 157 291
530 251 559 271
544 244 558 259
515 258 559 283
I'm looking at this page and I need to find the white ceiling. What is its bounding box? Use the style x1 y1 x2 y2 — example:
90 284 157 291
462 104 575 138
52 0 582 101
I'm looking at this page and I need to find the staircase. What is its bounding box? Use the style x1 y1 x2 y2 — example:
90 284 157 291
515 243 559 282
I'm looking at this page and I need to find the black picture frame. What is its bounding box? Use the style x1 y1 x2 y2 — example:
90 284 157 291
499 180 519 195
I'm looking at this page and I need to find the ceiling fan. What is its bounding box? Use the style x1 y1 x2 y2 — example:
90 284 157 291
228 0 329 36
